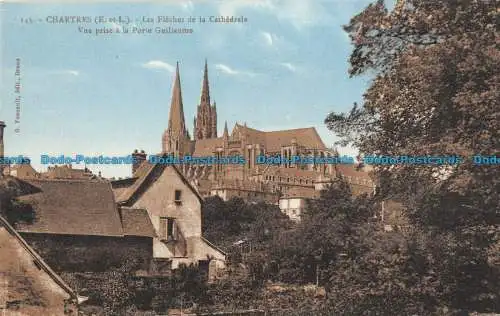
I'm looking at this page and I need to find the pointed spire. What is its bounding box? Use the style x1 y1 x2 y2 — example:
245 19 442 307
200 59 210 105
167 61 186 135
223 121 229 138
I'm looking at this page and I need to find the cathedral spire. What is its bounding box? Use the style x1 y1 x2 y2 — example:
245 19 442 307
200 58 210 105
168 62 186 135
195 59 217 139
223 121 228 138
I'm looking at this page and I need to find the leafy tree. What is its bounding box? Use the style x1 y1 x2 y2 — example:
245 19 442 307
269 180 376 284
0 177 35 225
326 0 499 312
202 196 292 250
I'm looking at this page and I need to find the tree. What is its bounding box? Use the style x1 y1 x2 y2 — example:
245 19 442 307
0 177 35 226
326 0 499 312
270 180 376 284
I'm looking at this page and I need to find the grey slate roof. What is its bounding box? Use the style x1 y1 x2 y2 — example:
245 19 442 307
111 163 203 205
120 207 156 238
16 179 124 237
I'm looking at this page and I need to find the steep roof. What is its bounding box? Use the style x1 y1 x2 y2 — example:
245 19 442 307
190 124 326 156
233 124 326 152
119 207 156 238
16 179 124 237
0 215 77 300
111 163 203 205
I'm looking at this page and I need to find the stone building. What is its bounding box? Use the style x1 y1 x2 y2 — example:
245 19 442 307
279 187 320 222
157 61 363 200
279 164 375 222
41 165 95 180
111 161 226 277
3 163 39 179
14 178 155 273
208 179 278 203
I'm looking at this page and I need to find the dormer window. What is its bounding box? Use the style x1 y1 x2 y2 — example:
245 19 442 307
174 190 182 205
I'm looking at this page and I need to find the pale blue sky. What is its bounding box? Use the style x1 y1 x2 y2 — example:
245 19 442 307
1 0 383 178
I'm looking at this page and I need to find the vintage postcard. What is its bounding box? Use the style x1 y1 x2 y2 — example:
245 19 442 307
1 0 498 315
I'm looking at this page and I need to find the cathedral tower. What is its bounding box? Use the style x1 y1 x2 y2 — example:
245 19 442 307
193 59 217 140
162 62 190 157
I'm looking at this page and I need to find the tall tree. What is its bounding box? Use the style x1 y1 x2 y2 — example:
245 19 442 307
326 0 499 312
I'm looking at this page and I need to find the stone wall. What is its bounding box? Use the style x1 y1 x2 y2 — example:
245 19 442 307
20 233 153 272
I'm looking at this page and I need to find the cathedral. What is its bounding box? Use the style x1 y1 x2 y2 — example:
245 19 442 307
147 60 374 202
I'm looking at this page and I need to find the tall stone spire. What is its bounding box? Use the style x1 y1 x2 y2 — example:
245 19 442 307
163 62 189 155
200 58 210 106
211 100 217 138
168 62 186 136
194 59 217 140
223 121 229 139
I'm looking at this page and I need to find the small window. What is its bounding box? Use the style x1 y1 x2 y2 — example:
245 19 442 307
159 217 176 241
174 190 182 204
167 219 174 237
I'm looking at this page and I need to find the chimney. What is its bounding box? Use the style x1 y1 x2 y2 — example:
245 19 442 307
0 121 6 175
132 149 147 175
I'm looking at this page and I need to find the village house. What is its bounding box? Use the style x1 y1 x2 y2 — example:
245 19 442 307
3 163 99 181
111 159 226 278
0 215 84 315
14 178 155 273
279 187 320 222
279 163 375 222
41 164 95 180
3 163 39 179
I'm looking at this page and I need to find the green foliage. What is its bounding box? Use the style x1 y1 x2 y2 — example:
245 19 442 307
268 180 376 284
0 177 35 225
64 262 210 315
202 275 262 312
202 196 293 250
325 0 499 313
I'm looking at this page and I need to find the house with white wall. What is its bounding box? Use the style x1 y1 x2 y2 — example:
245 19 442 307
111 161 226 278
